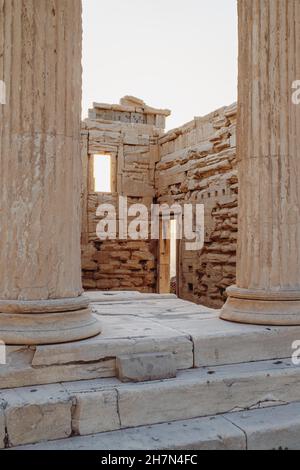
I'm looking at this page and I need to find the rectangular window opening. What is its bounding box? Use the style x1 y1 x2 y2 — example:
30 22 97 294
93 154 112 193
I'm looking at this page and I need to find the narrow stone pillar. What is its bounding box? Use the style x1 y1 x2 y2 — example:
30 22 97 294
0 0 101 344
221 0 300 325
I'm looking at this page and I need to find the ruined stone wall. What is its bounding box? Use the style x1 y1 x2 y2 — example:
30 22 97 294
81 97 238 307
81 97 169 292
156 103 238 308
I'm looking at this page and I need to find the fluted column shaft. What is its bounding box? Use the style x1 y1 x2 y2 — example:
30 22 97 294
221 0 300 325
0 0 101 343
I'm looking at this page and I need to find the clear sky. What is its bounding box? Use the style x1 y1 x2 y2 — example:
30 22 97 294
82 0 238 130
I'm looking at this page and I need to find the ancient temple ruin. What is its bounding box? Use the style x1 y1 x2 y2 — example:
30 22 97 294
1 0 300 451
81 97 237 308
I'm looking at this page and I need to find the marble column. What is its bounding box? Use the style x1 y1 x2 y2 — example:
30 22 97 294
0 0 101 344
221 0 300 325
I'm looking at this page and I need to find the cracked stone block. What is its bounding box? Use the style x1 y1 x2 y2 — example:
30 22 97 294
226 403 300 450
4 385 72 447
116 352 177 383
72 390 120 435
18 415 246 450
117 360 300 428
0 408 5 449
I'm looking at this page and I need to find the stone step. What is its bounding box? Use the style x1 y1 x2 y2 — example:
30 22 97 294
3 305 300 390
14 403 300 450
3 292 300 391
1 358 300 448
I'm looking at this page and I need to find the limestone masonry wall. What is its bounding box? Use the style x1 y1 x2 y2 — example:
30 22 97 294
81 97 238 307
81 97 169 292
156 103 237 307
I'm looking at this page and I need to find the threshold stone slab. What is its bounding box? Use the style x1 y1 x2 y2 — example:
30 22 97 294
116 352 177 382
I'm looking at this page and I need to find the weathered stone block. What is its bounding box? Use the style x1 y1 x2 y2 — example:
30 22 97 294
116 352 177 383
3 385 72 447
22 414 245 450
72 390 120 436
117 360 300 428
226 403 300 450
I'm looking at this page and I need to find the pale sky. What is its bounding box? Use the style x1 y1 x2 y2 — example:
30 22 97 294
82 0 238 130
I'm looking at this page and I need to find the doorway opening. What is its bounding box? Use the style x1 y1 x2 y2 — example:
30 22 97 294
158 218 179 294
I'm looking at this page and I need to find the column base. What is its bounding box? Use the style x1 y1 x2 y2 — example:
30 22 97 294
220 286 300 326
0 296 101 345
